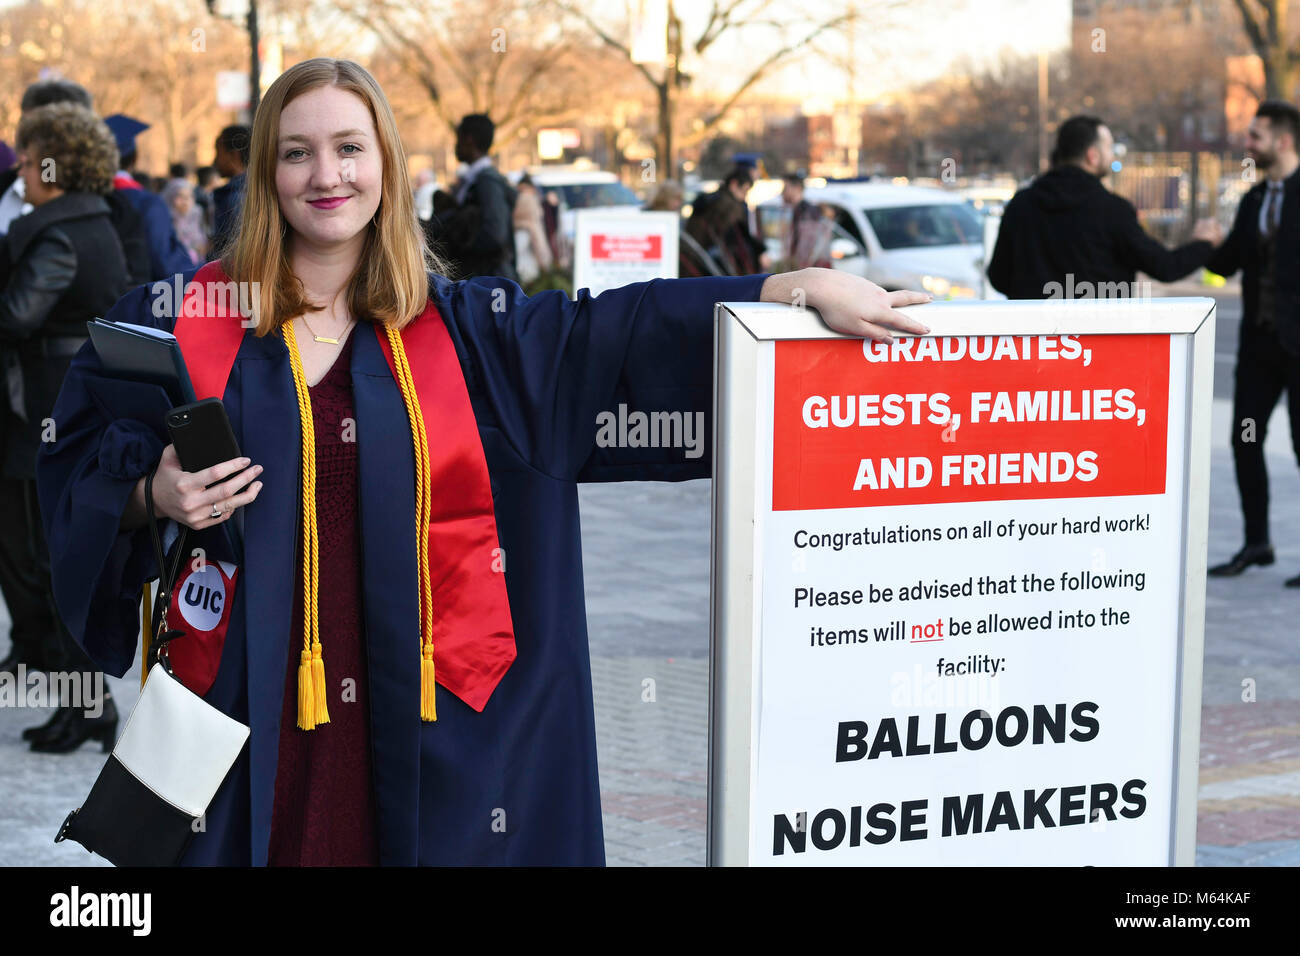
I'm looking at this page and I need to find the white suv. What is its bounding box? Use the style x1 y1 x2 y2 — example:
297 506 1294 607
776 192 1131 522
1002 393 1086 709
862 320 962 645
758 182 997 299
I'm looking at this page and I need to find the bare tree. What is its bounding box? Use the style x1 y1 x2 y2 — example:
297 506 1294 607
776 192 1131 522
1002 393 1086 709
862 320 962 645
0 0 249 169
552 0 874 175
1227 0 1300 98
332 0 611 149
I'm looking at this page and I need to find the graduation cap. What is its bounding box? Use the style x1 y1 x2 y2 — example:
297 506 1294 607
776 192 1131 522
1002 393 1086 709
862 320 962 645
103 114 149 159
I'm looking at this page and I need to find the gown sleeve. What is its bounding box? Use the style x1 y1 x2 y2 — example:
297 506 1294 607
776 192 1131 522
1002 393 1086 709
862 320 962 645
437 272 770 483
35 281 177 676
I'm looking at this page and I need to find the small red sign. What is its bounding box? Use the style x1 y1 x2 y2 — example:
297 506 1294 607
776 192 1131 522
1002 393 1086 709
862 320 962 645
591 233 662 261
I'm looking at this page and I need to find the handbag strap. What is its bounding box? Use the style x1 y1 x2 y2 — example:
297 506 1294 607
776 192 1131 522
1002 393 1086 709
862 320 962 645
144 465 188 675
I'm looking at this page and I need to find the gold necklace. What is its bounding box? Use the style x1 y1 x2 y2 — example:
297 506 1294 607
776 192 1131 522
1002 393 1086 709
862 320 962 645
300 313 354 345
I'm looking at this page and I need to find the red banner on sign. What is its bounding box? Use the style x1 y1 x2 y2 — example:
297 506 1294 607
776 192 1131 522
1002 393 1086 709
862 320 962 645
591 233 662 261
772 334 1170 510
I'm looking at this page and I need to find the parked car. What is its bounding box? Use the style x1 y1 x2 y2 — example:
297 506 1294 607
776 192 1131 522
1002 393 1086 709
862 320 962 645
758 182 1000 299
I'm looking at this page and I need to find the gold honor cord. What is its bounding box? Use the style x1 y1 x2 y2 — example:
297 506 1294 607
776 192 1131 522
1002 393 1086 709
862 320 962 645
283 323 328 729
135 319 435 719
385 325 437 721
281 319 436 728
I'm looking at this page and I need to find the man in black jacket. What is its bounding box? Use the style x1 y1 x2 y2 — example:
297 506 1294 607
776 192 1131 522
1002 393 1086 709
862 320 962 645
988 115 1221 299
1205 101 1300 580
424 114 518 281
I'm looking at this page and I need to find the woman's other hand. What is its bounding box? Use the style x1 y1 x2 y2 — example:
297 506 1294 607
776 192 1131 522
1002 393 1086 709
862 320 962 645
760 267 931 342
122 444 264 531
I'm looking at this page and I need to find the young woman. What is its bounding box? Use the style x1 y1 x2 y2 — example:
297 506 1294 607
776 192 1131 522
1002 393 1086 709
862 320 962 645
37 58 928 865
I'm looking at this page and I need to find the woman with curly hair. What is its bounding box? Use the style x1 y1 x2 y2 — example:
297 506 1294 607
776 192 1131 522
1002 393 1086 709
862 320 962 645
1 101 129 753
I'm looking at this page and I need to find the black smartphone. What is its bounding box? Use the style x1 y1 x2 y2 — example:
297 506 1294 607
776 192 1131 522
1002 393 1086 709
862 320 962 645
165 398 244 489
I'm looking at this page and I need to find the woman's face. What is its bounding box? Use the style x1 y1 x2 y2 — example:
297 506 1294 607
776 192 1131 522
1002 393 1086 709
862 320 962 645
17 151 58 206
170 189 193 216
276 85 382 252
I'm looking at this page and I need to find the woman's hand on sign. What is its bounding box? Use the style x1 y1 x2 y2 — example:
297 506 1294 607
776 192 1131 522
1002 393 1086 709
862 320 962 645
148 444 264 530
760 267 931 342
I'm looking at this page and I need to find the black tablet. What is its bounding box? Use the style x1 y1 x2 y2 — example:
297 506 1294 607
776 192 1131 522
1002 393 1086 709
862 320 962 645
87 319 198 407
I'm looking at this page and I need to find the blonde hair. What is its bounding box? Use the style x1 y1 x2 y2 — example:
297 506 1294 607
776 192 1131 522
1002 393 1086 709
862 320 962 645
222 58 449 336
15 103 118 195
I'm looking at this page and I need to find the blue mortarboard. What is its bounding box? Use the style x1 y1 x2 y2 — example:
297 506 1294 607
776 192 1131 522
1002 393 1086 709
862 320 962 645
103 114 149 157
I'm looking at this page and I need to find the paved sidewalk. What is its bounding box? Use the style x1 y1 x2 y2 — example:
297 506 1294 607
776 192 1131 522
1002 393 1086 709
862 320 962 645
3 396 1299 866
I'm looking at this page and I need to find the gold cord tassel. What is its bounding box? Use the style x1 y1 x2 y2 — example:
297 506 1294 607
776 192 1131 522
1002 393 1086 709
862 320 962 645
297 648 315 730
312 640 328 723
387 326 436 721
284 323 328 729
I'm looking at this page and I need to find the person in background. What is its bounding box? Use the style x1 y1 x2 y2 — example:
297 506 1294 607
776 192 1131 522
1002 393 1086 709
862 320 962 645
645 180 684 213
163 178 206 265
0 81 97 238
212 124 249 254
686 166 769 275
781 171 832 270
987 115 1221 298
512 173 552 286
1205 101 1300 580
0 102 128 751
195 164 218 236
167 162 189 188
103 113 195 281
542 188 567 270
412 168 436 222
424 114 518 280
0 82 151 686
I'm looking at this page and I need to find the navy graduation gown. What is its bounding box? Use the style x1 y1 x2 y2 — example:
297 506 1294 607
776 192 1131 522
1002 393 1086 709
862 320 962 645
37 268 769 865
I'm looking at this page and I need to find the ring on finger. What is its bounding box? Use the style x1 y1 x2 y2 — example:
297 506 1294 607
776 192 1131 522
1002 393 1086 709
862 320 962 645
210 503 223 519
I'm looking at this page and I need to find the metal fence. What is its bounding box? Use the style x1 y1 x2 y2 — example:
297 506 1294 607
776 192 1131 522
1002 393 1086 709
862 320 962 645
1109 151 1253 245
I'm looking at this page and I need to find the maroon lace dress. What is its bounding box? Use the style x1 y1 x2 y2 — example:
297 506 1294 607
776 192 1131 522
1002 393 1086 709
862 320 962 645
267 330 380 865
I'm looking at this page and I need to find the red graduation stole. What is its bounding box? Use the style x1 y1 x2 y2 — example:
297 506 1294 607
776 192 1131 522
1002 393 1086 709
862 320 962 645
169 261 517 714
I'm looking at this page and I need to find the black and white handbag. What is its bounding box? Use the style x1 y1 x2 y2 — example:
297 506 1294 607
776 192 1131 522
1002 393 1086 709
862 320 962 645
54 466 249 866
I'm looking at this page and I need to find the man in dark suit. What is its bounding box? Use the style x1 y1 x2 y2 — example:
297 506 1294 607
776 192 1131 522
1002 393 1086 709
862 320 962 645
1206 101 1300 580
423 114 518 281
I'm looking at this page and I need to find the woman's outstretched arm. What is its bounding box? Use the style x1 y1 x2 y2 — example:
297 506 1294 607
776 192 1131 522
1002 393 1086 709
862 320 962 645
437 268 930 485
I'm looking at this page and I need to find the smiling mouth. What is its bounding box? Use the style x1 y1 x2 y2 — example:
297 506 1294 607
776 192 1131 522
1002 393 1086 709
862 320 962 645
308 196 350 209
